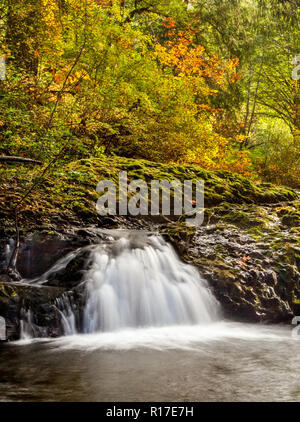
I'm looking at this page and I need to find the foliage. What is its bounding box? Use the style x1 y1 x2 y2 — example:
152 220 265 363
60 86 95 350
251 119 300 187
0 156 297 227
0 0 248 174
0 0 299 189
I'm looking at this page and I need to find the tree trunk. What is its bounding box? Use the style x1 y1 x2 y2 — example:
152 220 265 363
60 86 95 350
0 156 42 165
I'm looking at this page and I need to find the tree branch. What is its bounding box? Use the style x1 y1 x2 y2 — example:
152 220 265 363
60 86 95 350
36 0 88 159
0 156 42 165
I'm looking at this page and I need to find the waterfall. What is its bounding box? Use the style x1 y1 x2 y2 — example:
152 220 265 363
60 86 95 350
17 234 221 339
83 235 220 333
56 293 77 336
20 310 35 340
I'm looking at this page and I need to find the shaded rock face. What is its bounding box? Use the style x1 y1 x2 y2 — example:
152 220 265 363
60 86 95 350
0 279 65 340
0 227 107 280
0 228 109 341
0 276 88 341
187 227 293 323
45 248 92 289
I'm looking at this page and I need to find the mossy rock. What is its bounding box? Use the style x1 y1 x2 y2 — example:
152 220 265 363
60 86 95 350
0 155 299 226
282 211 300 227
160 222 196 244
223 209 268 229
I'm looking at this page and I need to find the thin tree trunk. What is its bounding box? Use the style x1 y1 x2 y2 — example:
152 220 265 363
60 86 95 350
0 156 42 165
244 49 265 148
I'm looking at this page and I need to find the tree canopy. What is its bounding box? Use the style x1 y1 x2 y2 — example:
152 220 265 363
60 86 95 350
0 0 299 186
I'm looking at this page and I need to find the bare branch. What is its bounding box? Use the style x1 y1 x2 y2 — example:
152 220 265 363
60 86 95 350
0 156 42 165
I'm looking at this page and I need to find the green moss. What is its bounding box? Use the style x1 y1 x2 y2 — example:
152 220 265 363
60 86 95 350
160 222 196 243
282 211 300 227
0 282 19 298
0 156 299 226
223 209 267 229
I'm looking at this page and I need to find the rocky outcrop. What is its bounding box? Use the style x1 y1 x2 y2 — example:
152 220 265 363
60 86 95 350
0 199 299 341
0 228 110 340
0 279 65 340
162 200 300 323
0 157 299 340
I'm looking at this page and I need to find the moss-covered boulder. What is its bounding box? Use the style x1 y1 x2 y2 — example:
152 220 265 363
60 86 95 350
0 156 298 228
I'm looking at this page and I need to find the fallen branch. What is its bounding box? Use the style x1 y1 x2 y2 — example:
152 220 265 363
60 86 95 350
0 156 42 165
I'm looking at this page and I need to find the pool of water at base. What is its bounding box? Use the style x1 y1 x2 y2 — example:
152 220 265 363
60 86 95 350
0 322 300 402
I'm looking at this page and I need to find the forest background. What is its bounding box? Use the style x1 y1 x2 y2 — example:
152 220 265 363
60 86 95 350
0 0 299 191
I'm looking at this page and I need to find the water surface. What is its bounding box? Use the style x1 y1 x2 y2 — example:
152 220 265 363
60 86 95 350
1 322 299 402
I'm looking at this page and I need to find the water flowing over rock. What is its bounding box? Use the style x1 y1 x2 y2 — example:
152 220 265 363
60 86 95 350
0 233 221 340
0 194 299 341
55 293 78 336
83 236 220 333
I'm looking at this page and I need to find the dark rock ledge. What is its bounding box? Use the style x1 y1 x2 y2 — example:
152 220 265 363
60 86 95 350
0 199 299 340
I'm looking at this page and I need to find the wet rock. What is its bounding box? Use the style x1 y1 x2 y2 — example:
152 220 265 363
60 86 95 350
98 216 119 228
45 248 92 289
163 202 300 323
0 227 111 279
0 280 66 340
0 198 299 336
263 270 277 286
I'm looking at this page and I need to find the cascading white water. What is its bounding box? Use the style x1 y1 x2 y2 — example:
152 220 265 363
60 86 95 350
83 235 220 333
56 293 77 336
17 233 221 340
20 310 35 340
